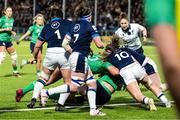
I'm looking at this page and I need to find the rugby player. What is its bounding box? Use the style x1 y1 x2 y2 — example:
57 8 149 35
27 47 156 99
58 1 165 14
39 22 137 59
17 14 45 77
115 16 147 54
0 7 20 77
27 9 72 109
39 6 105 116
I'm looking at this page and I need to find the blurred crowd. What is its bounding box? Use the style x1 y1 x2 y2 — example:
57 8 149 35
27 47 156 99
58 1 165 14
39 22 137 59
0 0 144 35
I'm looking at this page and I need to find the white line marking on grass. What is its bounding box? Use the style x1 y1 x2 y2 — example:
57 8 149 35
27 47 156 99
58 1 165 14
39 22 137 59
0 101 174 112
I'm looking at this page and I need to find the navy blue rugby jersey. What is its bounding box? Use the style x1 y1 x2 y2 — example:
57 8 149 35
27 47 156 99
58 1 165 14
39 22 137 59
107 48 135 69
67 20 100 57
38 18 72 48
124 47 146 65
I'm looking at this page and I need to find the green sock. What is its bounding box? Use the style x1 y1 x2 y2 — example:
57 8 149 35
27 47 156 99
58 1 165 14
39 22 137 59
37 70 41 74
49 93 60 100
23 80 37 95
13 66 18 73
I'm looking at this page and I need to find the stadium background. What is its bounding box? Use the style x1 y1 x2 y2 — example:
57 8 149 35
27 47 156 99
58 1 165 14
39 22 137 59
0 0 145 36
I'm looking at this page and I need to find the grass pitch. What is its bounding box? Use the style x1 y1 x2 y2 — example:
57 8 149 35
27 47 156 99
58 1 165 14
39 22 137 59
0 41 178 119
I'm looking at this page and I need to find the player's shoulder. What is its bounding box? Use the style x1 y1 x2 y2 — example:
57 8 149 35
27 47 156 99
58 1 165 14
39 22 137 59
130 23 142 28
63 19 73 24
0 16 5 22
115 27 123 34
28 24 35 31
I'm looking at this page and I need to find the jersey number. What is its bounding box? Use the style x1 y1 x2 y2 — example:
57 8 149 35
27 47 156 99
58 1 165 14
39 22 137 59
115 51 129 61
74 34 79 43
55 29 61 39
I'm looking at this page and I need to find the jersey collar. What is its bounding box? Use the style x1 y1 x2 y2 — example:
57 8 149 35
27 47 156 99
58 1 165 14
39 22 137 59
51 17 61 22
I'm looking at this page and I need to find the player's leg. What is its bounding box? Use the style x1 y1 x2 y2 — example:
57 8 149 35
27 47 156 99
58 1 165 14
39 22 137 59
121 63 157 111
20 42 36 69
126 80 156 111
27 66 52 108
16 80 37 102
86 69 106 116
0 42 6 64
36 50 42 77
16 67 63 102
143 61 171 107
145 59 168 91
6 43 20 77
142 75 171 108
95 80 112 106
46 67 62 86
55 67 71 111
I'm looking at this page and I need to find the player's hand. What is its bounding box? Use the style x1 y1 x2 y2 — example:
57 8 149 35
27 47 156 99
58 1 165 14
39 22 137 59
11 31 16 36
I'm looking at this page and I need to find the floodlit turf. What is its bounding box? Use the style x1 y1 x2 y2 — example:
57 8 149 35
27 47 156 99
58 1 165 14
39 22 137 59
0 41 178 119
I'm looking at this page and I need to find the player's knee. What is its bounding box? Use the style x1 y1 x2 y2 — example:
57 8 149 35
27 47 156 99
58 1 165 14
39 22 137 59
0 52 6 64
10 51 17 64
69 84 78 92
40 71 50 81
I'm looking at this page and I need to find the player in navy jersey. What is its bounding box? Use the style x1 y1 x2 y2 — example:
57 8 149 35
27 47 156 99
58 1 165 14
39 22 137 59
123 47 171 107
27 9 72 109
102 36 157 111
102 35 171 108
40 6 105 116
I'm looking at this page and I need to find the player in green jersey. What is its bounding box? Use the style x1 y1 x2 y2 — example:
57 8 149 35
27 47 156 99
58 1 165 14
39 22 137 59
17 14 44 77
16 53 156 111
15 53 120 103
0 7 20 77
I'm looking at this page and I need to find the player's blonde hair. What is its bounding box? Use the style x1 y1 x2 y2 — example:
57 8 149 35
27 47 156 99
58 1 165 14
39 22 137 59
33 13 45 25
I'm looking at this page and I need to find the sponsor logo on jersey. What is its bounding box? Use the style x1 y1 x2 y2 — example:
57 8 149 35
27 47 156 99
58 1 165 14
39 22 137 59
73 24 80 32
51 21 60 29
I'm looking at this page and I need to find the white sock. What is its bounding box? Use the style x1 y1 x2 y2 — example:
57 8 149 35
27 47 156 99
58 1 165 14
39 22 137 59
48 84 70 95
158 93 168 104
87 90 96 109
32 81 44 99
143 97 149 104
58 93 70 105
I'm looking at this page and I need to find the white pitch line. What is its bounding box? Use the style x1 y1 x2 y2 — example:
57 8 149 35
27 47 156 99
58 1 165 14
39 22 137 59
0 101 174 112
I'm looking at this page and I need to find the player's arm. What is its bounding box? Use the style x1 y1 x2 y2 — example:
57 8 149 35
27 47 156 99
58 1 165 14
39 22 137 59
93 36 104 49
11 31 16 36
137 24 147 42
0 28 12 32
33 26 46 60
17 26 33 44
33 40 45 60
91 25 104 49
17 31 31 44
62 33 73 53
104 62 119 76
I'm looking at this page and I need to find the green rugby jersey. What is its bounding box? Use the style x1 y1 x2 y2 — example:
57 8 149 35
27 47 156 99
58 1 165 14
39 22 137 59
28 24 43 44
0 16 14 42
145 0 176 27
88 54 122 95
88 54 112 74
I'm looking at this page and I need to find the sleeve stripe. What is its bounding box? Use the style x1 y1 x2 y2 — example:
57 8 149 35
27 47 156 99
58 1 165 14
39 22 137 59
92 34 100 39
